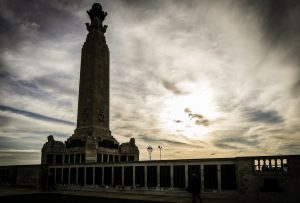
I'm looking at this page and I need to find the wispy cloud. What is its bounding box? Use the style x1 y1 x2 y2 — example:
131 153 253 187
0 105 75 126
245 108 283 124
162 80 189 95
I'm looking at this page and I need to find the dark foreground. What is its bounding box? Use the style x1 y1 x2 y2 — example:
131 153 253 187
0 193 166 203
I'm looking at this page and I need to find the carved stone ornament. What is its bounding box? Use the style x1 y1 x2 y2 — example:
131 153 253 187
82 108 88 122
97 108 104 122
85 3 108 33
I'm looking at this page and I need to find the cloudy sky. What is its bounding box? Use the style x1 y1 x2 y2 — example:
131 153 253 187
0 0 299 165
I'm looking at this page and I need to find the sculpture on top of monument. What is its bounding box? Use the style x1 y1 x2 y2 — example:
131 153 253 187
119 138 139 155
42 135 64 152
85 3 108 33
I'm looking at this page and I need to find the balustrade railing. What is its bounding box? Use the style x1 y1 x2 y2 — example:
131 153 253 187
252 156 288 175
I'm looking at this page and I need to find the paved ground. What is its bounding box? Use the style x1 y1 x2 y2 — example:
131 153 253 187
0 193 174 203
0 187 237 203
0 187 189 203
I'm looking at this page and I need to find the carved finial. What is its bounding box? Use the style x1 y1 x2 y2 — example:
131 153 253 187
86 3 108 33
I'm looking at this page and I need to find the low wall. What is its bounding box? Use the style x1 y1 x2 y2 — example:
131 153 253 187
1 155 300 202
0 165 40 187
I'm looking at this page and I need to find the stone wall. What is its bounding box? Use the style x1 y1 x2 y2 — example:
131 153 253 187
237 155 300 203
0 165 40 187
1 155 300 202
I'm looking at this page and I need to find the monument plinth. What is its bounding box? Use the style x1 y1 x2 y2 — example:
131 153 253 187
42 3 139 165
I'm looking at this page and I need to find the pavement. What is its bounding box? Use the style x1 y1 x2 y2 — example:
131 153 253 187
0 186 238 203
0 186 189 202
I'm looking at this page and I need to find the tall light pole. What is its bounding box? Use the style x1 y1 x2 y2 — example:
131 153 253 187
147 145 153 160
158 146 162 160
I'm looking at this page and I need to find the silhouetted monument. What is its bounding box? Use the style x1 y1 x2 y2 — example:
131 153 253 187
41 3 139 164
1 3 299 203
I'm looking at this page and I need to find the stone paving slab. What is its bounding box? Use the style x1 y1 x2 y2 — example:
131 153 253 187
0 187 238 203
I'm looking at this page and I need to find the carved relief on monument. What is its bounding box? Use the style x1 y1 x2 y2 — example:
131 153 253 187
96 79 104 93
82 108 88 122
96 108 104 122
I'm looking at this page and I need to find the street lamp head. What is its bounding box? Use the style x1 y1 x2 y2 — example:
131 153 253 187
147 145 153 160
147 145 153 153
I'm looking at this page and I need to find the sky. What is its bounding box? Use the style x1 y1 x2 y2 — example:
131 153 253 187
0 0 300 165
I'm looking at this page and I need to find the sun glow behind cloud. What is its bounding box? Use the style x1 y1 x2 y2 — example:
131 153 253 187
161 85 218 140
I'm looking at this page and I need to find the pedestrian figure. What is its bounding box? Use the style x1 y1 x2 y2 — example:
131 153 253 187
48 172 54 191
41 169 48 191
190 173 201 203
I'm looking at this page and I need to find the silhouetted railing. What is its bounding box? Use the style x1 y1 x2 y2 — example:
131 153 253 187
252 156 288 175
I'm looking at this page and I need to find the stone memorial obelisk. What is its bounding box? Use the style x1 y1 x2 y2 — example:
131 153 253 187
74 3 112 162
42 3 139 165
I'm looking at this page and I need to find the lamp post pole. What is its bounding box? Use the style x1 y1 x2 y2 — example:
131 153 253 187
147 146 153 160
158 146 162 160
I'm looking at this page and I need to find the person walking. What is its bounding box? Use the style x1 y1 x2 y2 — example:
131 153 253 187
48 172 54 191
190 173 201 203
41 169 48 191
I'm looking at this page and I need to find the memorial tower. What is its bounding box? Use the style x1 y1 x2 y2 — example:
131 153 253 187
42 3 139 164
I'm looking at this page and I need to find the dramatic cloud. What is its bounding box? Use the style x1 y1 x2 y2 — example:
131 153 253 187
184 107 209 127
162 80 189 95
212 134 260 150
0 0 300 165
246 108 283 124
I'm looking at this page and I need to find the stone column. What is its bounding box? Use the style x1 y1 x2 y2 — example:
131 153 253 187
200 165 204 192
157 165 160 188
68 167 71 185
145 166 148 189
92 167 95 186
217 164 221 192
54 168 57 184
122 166 124 187
84 167 86 186
185 164 188 188
133 165 136 188
170 165 174 188
76 167 78 185
101 167 104 185
61 167 63 185
54 154 56 165
112 166 114 187
62 154 65 165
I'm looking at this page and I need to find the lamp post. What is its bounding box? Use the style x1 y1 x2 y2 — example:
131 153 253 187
147 145 153 160
158 146 162 160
